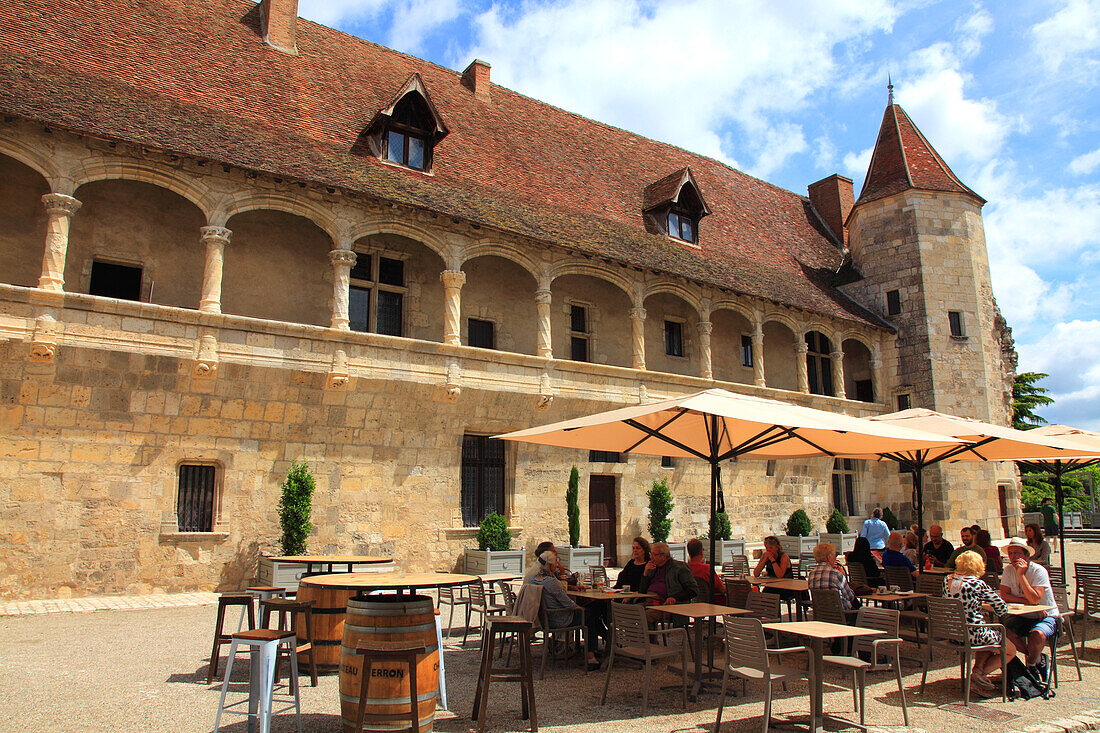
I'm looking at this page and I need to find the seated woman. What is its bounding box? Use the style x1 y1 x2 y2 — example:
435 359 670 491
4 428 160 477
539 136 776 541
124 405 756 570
845 537 885 589
526 549 603 670
974 529 1003 575
808 541 860 611
753 536 796 601
1024 523 1052 567
903 531 921 566
882 531 918 579
614 536 651 592
686 538 726 604
944 550 1017 693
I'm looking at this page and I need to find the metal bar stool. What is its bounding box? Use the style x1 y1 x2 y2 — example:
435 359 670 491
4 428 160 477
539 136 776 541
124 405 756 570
208 593 256 684
260 597 319 687
350 641 430 733
472 615 537 733
213 629 302 733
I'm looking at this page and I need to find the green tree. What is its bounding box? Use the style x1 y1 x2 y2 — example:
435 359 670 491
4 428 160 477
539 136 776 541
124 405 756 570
1020 473 1087 513
825 509 850 534
708 511 732 541
279 461 315 556
647 478 674 543
881 506 900 530
566 465 581 547
786 509 812 536
1012 371 1054 430
476 513 512 551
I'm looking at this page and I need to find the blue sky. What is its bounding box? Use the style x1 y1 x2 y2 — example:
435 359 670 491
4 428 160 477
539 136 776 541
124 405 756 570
298 0 1100 429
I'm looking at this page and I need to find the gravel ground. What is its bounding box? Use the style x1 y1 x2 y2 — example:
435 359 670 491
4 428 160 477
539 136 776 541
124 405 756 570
4 542 1100 733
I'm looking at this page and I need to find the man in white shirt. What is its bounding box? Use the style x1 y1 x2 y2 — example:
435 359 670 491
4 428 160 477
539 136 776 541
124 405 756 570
859 508 891 552
999 537 1059 675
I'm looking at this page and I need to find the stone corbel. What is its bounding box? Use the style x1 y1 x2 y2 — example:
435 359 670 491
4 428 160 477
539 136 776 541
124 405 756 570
535 371 554 410
327 349 350 390
638 383 649 404
443 360 462 402
28 314 59 362
193 333 219 378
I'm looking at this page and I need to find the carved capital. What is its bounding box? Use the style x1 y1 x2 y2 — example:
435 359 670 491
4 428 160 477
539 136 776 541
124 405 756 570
535 372 555 410
329 249 357 268
629 306 647 321
41 193 82 218
795 342 809 355
535 289 552 306
830 350 844 360
440 269 467 289
696 321 713 336
200 226 232 246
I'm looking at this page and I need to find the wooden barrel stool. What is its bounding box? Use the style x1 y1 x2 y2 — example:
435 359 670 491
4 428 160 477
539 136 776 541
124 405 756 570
261 597 319 687
208 593 256 684
472 615 536 733
339 595 439 733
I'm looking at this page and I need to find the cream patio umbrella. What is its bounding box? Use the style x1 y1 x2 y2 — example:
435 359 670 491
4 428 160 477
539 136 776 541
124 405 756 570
496 388 968 582
1018 425 1100 580
844 409 1100 570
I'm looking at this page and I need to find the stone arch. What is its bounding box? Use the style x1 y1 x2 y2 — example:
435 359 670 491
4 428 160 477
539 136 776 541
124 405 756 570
349 231 447 342
0 153 52 288
762 318 799 391
549 262 635 302
842 337 876 403
460 240 542 285
549 269 634 367
72 159 218 220
836 329 875 354
0 137 65 190
760 312 801 339
709 304 755 385
462 252 539 355
643 281 703 314
346 219 450 265
212 192 341 246
710 299 756 326
643 286 700 378
68 178 207 307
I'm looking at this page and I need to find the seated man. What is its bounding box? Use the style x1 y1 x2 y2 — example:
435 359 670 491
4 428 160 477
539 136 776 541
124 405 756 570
881 531 917 579
999 537 1059 678
641 541 699 606
686 538 726 604
526 548 602 670
923 524 954 568
808 541 859 611
946 525 976 570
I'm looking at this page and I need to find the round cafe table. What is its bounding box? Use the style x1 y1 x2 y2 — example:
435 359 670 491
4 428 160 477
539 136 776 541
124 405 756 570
266 554 395 574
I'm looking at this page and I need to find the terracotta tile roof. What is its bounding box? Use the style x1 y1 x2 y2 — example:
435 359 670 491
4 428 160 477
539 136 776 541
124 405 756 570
855 103 983 208
0 0 885 328
642 167 710 214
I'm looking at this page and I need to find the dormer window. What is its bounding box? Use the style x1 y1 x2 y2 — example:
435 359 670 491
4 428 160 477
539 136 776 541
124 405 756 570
358 73 448 173
642 167 711 245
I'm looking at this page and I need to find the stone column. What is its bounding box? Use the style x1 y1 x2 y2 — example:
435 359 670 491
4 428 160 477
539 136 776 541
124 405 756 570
535 288 553 358
629 306 647 370
329 249 357 331
697 321 713 379
37 193 82 291
440 269 466 346
198 226 231 313
751 327 766 387
796 340 809 393
830 349 846 398
871 355 884 404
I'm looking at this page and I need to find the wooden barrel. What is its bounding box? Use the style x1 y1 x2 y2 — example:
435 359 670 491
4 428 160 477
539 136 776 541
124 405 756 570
295 583 356 668
339 595 439 733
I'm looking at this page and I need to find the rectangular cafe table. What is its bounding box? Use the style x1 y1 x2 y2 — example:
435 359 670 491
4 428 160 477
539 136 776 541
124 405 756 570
986 603 1056 616
748 577 809 619
867 591 928 606
566 589 655 601
657 602 751 698
763 621 883 733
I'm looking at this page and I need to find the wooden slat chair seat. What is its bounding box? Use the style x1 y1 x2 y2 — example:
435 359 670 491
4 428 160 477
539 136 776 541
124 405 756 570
724 578 752 610
467 579 508 648
1050 583 1082 686
920 597 1008 705
600 602 689 714
713 617 812 733
884 566 914 592
822 607 908 727
722 556 750 577
1073 562 1100 615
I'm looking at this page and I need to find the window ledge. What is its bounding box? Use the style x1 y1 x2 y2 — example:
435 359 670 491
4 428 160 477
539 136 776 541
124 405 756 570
950 335 969 342
159 531 230 543
446 526 525 540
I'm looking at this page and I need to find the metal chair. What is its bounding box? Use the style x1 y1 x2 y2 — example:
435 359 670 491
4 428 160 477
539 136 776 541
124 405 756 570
809 588 853 624
920 596 1008 705
589 566 608 587
600 602 689 714
901 573 945 646
722 556 749 577
822 607 908 727
537 593 588 679
713 616 812 733
1050 583 1082 685
884 565 914 591
1078 572 1100 653
437 581 472 641
1048 566 1065 586
846 562 869 588
746 591 782 623
725 578 751 609
467 579 508 648
1073 562 1100 615
980 571 1000 590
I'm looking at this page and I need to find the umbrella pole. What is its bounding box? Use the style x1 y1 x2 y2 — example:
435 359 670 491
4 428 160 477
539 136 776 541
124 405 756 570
1055 459 1067 583
913 466 924 570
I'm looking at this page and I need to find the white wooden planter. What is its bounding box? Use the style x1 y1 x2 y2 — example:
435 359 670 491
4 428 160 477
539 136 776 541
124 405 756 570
256 556 395 593
463 548 526 575
779 535 818 558
705 539 747 563
666 542 689 562
819 532 857 553
557 545 604 574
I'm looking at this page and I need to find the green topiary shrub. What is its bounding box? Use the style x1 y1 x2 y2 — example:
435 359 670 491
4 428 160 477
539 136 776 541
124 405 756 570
279 460 315 556
647 478 674 543
710 511 732 541
825 508 850 534
881 506 900 530
566 465 581 547
476 513 512 552
786 509 812 537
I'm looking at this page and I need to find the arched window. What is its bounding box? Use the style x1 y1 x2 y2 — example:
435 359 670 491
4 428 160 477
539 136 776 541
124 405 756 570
805 331 834 396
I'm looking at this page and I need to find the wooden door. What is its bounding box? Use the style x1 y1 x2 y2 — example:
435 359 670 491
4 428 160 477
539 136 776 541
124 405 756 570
998 484 1012 537
589 475 617 566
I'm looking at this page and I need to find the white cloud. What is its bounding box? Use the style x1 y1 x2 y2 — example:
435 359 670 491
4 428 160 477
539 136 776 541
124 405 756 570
1030 0 1100 73
1017 320 1100 430
985 184 1100 262
1069 147 1100 175
460 0 899 174
814 136 838 169
298 0 389 27
955 6 993 59
388 0 461 53
298 0 459 53
843 145 873 181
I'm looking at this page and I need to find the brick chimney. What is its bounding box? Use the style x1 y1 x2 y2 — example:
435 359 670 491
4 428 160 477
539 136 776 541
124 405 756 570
808 174 854 248
261 0 299 55
461 59 491 101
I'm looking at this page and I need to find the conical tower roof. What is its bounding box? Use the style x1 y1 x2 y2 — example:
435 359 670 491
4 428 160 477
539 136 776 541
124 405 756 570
854 102 984 208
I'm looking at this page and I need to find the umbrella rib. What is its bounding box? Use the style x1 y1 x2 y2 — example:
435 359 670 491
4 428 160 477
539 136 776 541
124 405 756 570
784 427 837 457
622 417 709 461
621 410 691 454
728 425 786 457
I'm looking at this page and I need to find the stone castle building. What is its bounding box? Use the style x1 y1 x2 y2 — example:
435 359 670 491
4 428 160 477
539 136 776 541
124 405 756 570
0 0 1018 599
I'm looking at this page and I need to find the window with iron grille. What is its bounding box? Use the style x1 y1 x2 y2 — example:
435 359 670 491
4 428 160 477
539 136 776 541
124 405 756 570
831 458 857 516
589 450 623 463
177 463 217 532
349 254 405 337
461 435 505 526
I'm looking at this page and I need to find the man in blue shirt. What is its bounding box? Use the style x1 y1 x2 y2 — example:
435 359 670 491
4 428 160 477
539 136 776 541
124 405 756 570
859 508 891 552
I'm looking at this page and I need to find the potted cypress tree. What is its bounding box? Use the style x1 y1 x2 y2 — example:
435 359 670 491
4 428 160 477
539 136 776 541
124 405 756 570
557 466 604 573
820 508 856 553
779 508 818 557
648 477 686 560
704 511 746 563
464 513 525 574
259 460 316 592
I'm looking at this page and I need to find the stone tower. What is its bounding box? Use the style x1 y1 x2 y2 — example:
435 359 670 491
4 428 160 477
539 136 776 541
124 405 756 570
840 97 1019 531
